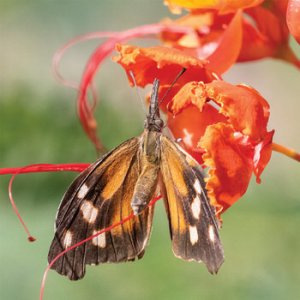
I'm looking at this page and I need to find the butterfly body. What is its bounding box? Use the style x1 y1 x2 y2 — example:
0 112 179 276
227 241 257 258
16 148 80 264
131 129 161 215
48 79 224 280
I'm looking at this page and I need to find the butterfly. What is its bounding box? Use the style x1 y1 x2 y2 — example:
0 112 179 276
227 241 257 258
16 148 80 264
48 78 224 280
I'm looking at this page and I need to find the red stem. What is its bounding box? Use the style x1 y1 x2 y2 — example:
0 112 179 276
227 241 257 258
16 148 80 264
53 24 192 153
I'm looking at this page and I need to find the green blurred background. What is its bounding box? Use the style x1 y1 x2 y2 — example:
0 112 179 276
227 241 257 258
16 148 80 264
1 1 300 299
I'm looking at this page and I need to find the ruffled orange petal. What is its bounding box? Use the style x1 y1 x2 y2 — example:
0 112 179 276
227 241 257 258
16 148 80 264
199 123 253 212
114 44 214 106
167 104 226 163
114 44 211 86
164 0 264 14
206 81 270 141
169 81 207 113
170 80 270 141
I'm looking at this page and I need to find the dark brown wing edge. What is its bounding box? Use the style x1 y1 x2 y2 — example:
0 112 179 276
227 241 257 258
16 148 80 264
160 136 224 274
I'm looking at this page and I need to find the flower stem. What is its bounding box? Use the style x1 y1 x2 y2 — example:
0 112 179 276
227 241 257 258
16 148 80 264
272 143 300 162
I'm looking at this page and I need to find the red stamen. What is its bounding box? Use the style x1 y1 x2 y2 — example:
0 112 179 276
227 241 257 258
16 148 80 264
8 172 36 242
2 163 90 241
53 31 118 89
53 24 190 89
0 163 89 175
53 24 191 153
40 195 162 300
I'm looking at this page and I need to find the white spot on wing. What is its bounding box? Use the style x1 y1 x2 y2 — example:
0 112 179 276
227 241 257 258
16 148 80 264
92 230 106 248
78 184 89 199
189 225 198 245
63 230 73 248
209 225 215 242
80 200 98 223
193 179 202 194
191 195 201 219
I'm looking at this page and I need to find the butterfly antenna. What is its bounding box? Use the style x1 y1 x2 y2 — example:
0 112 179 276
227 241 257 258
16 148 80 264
129 70 147 114
159 67 186 106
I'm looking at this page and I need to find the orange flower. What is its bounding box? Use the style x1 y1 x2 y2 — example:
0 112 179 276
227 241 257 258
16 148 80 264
37 2 298 217
161 0 300 68
115 44 274 214
168 80 274 212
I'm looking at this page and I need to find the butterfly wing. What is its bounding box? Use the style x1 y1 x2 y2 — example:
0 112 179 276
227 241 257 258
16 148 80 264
48 137 154 280
160 136 224 274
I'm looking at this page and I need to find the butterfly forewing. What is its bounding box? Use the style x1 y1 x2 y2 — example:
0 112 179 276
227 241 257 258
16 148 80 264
48 137 154 280
160 136 224 274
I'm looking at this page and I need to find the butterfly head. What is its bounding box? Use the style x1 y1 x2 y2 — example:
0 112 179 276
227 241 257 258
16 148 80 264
144 79 164 132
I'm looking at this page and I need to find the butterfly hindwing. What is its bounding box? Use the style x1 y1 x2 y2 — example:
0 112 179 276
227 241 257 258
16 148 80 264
160 136 224 273
48 137 154 280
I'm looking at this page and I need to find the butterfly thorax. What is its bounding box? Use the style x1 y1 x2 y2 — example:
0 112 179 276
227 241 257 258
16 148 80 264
142 129 161 163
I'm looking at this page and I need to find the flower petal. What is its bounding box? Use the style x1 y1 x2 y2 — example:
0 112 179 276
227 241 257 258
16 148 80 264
170 80 271 141
246 6 287 46
240 5 300 67
238 17 276 61
114 44 214 106
206 10 243 74
167 104 226 163
164 0 264 14
160 11 243 73
206 81 270 141
199 123 253 212
114 44 210 86
168 81 207 113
